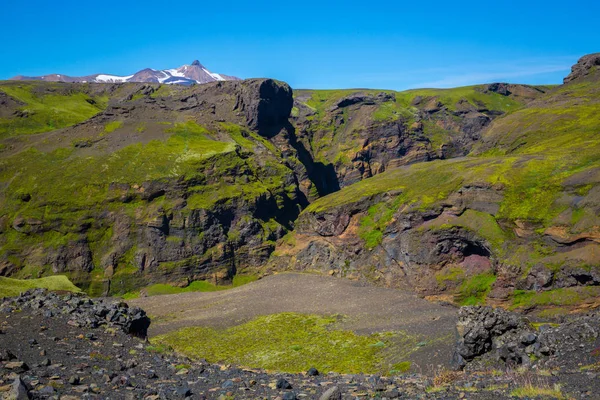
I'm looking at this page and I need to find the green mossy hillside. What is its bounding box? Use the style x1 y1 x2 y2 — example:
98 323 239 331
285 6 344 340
0 121 236 215
0 114 298 295
0 81 111 138
0 275 80 298
305 75 600 229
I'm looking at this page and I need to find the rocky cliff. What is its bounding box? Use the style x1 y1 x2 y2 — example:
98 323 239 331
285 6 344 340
291 83 546 194
0 79 308 295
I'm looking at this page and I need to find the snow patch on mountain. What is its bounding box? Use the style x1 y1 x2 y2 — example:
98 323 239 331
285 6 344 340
95 74 135 83
10 60 239 86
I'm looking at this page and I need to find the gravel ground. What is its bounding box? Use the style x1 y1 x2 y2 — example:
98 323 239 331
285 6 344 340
130 273 458 370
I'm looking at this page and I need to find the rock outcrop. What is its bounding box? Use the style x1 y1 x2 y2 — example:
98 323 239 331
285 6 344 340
564 53 600 83
452 305 600 378
1 289 150 338
452 306 542 370
237 79 294 137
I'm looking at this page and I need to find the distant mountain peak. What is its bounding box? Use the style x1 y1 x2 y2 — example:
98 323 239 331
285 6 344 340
10 60 239 86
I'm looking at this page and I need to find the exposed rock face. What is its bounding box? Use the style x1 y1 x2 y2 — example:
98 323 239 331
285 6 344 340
452 306 600 374
564 53 600 83
237 79 294 137
292 85 545 191
269 60 600 308
0 92 24 119
273 183 505 295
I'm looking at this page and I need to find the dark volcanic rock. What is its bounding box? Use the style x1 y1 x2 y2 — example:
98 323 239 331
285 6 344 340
1 288 150 338
452 306 566 370
1 290 600 399
564 53 600 83
238 79 293 138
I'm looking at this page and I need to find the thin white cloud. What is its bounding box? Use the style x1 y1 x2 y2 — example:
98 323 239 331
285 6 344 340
411 64 570 88
341 56 576 89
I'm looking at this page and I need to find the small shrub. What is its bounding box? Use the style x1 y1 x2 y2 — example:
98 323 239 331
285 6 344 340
510 384 564 399
433 369 463 387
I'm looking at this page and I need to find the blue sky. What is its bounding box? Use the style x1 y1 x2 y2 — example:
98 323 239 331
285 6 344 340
2 0 599 90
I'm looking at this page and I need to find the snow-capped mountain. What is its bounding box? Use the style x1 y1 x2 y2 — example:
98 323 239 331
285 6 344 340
10 60 239 86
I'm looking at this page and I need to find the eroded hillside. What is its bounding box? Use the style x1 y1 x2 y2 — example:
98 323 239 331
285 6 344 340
1 54 599 307
270 54 600 316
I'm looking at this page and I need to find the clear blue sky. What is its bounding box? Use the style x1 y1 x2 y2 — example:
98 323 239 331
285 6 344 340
2 0 599 90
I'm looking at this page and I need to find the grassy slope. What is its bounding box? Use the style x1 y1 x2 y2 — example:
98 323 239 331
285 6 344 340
0 81 109 138
301 74 600 306
0 275 80 298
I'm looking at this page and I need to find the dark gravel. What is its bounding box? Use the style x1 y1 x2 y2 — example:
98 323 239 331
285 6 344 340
2 290 600 399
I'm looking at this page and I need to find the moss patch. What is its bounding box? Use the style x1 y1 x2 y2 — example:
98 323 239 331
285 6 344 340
0 275 80 298
510 384 564 399
104 120 123 133
455 272 496 305
153 312 404 374
510 286 600 309
0 82 109 138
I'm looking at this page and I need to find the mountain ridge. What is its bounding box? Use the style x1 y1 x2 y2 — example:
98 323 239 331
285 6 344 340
10 60 240 86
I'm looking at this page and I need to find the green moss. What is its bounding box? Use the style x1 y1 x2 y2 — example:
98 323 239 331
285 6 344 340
510 287 600 309
395 85 525 114
358 201 399 249
390 361 412 374
153 312 403 374
455 272 496 305
0 275 80 298
431 210 507 255
232 274 258 286
122 274 258 298
537 308 570 319
306 158 471 214
104 120 123 133
435 267 466 284
145 344 171 354
372 102 400 122
0 123 236 216
0 82 109 138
